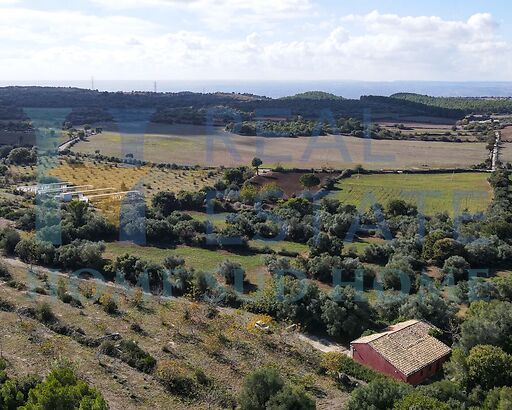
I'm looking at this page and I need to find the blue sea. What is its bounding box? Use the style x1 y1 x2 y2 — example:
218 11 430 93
1 80 512 99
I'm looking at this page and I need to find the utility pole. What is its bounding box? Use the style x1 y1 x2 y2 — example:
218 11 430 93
154 81 157 93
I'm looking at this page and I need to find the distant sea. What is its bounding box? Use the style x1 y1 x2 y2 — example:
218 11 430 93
2 80 512 99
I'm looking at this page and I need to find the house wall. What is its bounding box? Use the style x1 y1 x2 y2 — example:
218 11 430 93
350 343 407 382
351 343 450 385
406 355 450 385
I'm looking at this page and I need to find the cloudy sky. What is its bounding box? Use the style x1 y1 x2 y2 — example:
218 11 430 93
0 0 511 81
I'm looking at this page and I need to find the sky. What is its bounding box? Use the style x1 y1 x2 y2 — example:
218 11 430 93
0 0 511 82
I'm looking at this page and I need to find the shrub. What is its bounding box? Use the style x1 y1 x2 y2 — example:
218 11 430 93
466 345 512 390
266 385 315 409
130 323 145 335
35 303 55 324
15 238 55 266
320 352 384 383
22 362 108 409
441 256 470 283
239 368 284 410
0 228 20 255
0 262 11 280
118 340 156 373
218 260 246 285
0 297 15 312
345 378 412 410
157 360 197 397
393 394 450 410
98 340 116 356
78 282 96 299
98 292 118 314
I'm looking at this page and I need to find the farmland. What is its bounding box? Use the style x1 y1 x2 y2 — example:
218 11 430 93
499 141 512 163
250 171 340 197
44 158 222 223
328 172 492 216
72 123 488 170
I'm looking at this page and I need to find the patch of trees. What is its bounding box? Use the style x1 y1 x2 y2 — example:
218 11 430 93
151 189 211 216
225 119 330 137
393 93 512 115
14 237 105 272
0 359 108 409
6 146 37 165
65 107 113 125
34 200 116 245
152 106 247 125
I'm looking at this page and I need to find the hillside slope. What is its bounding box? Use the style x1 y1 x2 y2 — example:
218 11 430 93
0 257 349 410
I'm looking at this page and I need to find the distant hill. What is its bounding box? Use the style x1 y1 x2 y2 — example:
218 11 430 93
281 91 344 100
391 93 512 115
0 87 471 127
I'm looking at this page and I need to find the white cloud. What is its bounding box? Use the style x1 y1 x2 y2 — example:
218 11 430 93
89 0 313 29
0 7 509 81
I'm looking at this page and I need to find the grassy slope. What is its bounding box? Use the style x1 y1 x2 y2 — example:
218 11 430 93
329 172 492 216
0 258 349 409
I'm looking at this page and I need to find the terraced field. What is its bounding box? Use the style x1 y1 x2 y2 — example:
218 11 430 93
44 159 222 224
328 172 492 216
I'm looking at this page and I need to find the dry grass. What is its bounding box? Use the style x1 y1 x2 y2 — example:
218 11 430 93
0 258 349 409
44 159 222 224
72 124 488 170
500 142 512 164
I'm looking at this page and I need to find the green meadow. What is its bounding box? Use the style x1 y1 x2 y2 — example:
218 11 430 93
329 172 492 216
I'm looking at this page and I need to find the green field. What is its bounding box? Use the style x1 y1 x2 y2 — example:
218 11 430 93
248 239 309 254
329 172 492 216
104 242 271 287
104 240 311 287
105 242 265 272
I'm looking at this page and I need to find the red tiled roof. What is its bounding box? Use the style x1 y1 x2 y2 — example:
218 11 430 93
351 320 451 376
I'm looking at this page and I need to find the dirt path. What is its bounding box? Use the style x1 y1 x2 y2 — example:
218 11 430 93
491 130 501 171
296 333 351 356
58 137 80 152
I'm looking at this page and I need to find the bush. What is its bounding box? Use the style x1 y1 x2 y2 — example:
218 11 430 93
441 256 470 283
399 289 457 330
117 340 156 373
393 394 450 410
14 238 55 266
157 360 197 398
0 297 15 312
320 352 383 383
218 260 246 285
0 262 11 280
466 345 512 390
0 228 20 255
98 292 118 314
484 387 512 410
98 340 116 356
345 378 412 410
239 368 285 410
266 385 315 409
22 362 108 409
35 303 55 324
